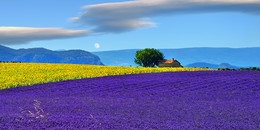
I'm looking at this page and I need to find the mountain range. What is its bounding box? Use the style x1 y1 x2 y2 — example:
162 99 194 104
1 45 259 68
185 62 240 69
92 48 260 68
0 45 104 65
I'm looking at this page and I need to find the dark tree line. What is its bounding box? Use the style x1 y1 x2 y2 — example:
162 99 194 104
218 67 260 71
0 61 22 63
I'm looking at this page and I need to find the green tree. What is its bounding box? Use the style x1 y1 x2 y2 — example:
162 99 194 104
134 48 164 67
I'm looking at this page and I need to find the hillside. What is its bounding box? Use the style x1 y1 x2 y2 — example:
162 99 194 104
0 45 104 65
1 45 259 67
92 47 260 67
0 63 213 89
1 71 259 129
186 62 240 69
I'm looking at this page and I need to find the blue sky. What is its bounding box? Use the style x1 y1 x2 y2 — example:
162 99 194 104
0 0 260 52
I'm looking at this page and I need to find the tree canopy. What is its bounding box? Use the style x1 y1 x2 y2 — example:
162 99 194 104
134 48 164 67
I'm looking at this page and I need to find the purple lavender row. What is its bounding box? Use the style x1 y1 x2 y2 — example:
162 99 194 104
0 71 259 129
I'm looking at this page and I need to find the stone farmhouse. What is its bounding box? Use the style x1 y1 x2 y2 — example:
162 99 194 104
158 58 183 67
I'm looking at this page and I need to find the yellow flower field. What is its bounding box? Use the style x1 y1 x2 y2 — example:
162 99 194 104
0 63 216 90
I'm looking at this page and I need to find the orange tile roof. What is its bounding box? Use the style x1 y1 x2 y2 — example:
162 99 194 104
160 59 176 64
163 60 174 63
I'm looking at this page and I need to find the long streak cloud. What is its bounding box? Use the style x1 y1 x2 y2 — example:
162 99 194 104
71 0 260 33
0 27 92 45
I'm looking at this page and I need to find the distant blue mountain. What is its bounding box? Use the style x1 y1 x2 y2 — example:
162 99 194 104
0 45 104 65
92 47 260 67
185 62 240 69
218 63 240 69
1 45 259 67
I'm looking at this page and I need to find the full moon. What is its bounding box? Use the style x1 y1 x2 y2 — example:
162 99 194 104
94 43 100 48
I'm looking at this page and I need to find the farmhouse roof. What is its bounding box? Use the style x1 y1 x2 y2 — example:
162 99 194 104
158 58 183 67
159 58 180 64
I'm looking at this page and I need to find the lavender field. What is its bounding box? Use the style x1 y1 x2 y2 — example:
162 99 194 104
0 71 260 129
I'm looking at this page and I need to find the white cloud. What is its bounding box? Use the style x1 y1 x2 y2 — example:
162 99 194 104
0 27 92 45
71 0 260 33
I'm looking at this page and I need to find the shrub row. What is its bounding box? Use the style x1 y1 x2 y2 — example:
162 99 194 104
0 61 22 63
218 67 260 71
